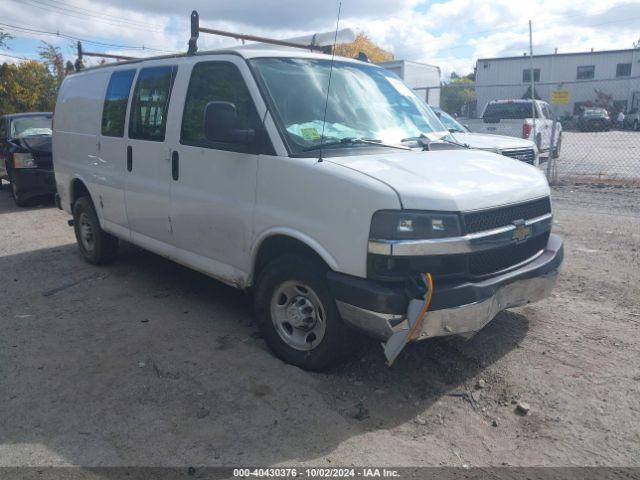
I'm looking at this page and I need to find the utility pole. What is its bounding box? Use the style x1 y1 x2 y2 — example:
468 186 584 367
529 20 536 148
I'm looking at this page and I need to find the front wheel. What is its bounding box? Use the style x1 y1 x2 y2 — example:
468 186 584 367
254 254 352 371
72 196 119 265
10 176 27 207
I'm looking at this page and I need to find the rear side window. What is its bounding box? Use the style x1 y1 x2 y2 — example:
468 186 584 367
129 66 177 142
181 61 261 152
483 102 536 120
101 70 135 137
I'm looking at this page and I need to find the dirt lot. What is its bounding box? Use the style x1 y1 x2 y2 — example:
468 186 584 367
0 184 639 467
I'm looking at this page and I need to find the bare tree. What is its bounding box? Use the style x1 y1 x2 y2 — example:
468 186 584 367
0 29 13 49
38 41 65 85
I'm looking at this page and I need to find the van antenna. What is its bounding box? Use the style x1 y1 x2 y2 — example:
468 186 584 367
318 1 342 163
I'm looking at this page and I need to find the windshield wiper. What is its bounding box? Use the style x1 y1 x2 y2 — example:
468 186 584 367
302 137 411 152
401 133 470 150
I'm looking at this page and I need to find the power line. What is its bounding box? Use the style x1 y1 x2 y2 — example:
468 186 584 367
0 51 38 61
0 21 178 53
19 0 170 34
26 0 168 31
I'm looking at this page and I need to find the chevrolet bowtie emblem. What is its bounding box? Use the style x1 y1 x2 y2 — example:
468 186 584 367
512 220 531 243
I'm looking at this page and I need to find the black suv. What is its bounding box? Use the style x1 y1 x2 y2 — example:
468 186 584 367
0 112 55 206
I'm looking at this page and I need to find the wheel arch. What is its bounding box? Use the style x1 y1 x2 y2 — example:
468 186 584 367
250 230 339 287
68 176 95 210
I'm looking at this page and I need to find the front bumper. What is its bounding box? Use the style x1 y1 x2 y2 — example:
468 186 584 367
329 234 563 341
12 168 56 199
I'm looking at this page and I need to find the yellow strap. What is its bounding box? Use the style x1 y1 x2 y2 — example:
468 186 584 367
407 273 433 343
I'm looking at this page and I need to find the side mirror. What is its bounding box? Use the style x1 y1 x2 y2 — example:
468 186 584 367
203 101 255 144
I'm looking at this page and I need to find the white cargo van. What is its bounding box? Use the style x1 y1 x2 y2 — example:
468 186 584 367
53 47 563 370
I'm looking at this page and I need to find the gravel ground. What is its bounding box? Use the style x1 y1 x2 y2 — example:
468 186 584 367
0 184 639 467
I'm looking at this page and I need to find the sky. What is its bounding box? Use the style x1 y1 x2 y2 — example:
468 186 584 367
1 0 639 80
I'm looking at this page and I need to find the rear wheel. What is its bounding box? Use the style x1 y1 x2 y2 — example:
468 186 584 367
254 254 352 370
72 196 118 265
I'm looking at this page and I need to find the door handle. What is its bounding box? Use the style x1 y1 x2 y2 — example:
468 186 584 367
171 150 179 181
127 146 132 172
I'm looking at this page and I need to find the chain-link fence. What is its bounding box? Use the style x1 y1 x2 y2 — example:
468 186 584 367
413 76 640 186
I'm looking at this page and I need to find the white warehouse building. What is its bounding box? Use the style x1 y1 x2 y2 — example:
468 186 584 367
378 60 441 107
475 48 640 117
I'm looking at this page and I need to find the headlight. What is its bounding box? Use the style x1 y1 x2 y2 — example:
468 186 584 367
13 153 37 169
370 211 461 240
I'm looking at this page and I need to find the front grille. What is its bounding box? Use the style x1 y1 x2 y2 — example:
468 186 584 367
468 232 549 276
501 148 535 164
462 197 551 234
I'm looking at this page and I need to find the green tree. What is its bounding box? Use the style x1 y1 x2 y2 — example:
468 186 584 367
0 61 57 117
441 73 476 117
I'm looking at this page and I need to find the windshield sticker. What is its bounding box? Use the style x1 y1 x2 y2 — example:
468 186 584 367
301 127 321 141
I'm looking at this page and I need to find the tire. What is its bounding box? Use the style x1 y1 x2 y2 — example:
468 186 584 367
254 254 353 371
72 196 118 265
10 176 27 207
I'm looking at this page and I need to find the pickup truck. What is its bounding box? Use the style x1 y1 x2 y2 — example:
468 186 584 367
465 99 562 158
432 106 539 166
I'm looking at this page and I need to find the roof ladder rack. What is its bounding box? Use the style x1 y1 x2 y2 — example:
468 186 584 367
75 41 137 71
187 10 330 55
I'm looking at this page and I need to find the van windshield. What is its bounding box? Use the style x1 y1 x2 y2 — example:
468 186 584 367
250 58 450 155
433 107 467 133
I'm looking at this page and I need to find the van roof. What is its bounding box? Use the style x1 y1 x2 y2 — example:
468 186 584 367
75 46 368 73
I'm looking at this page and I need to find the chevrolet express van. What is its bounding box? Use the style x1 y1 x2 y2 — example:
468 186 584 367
53 48 563 370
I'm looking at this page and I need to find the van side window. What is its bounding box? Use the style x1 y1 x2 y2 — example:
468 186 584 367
101 70 136 137
129 66 177 142
181 61 262 153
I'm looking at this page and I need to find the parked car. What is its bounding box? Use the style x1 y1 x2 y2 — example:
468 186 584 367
623 108 640 131
465 99 562 158
432 107 539 165
0 112 55 206
53 49 563 370
577 108 611 132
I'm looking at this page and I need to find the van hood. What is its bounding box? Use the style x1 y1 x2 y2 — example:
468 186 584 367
328 149 549 211
452 132 535 151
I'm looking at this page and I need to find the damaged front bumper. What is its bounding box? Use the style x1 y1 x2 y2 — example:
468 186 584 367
328 234 563 344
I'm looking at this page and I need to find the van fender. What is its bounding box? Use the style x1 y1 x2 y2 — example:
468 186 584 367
249 227 340 283
68 174 99 216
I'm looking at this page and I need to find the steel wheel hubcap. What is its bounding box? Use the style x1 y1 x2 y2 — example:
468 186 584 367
270 281 326 351
79 212 95 252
